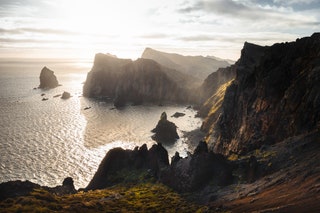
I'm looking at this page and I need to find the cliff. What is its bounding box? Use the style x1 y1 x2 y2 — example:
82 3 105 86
141 47 232 82
203 33 320 155
83 54 194 106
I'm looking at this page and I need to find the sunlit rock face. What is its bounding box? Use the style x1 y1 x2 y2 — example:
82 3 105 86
197 65 237 117
205 33 320 155
39 66 59 89
83 54 192 105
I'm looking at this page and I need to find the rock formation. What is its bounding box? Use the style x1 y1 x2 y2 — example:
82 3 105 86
85 140 233 193
83 54 194 106
202 33 320 155
151 112 179 144
0 177 76 201
160 141 233 192
0 180 41 201
39 66 59 89
171 112 185 118
85 143 169 190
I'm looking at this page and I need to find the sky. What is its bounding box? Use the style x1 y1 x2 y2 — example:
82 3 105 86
0 0 319 61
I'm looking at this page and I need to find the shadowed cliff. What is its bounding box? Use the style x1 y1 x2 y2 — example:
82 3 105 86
202 33 320 155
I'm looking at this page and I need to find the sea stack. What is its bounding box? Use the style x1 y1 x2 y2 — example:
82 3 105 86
39 66 59 89
151 112 179 144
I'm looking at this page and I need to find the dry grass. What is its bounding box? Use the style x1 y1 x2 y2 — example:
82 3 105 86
0 183 208 213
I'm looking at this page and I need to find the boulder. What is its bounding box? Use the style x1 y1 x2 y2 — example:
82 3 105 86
61 91 71 99
151 112 179 144
39 66 59 89
171 112 185 118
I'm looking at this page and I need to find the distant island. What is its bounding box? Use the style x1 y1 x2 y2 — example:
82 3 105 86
1 33 320 212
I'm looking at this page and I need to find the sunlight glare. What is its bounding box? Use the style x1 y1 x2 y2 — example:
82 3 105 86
60 0 145 36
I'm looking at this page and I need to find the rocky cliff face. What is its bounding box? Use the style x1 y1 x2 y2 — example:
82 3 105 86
197 65 237 117
205 33 320 155
83 54 192 105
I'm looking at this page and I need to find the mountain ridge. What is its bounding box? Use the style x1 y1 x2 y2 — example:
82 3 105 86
141 47 232 82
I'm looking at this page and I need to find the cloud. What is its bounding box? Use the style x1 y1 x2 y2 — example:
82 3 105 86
137 33 170 39
0 27 76 35
177 0 319 29
178 32 299 44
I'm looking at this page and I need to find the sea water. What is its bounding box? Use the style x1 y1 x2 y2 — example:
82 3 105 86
0 58 202 189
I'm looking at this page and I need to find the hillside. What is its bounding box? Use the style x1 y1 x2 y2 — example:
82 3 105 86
141 48 232 82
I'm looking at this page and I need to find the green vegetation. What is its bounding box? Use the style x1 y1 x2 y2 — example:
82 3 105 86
0 183 208 212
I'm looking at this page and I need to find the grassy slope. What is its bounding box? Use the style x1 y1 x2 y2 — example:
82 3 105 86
0 182 209 213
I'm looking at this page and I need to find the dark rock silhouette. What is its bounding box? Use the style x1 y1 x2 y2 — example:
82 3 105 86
85 143 169 190
61 91 71 99
151 112 179 144
160 141 233 192
0 180 41 201
39 66 59 89
0 177 76 201
48 177 76 195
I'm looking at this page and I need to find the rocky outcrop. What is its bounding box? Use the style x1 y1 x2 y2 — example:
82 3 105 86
39 66 59 89
142 47 232 82
48 177 76 195
61 91 71 99
151 112 179 144
83 54 193 106
86 140 233 192
0 177 76 201
0 180 41 201
160 141 233 192
204 33 320 155
85 143 169 190
171 112 185 118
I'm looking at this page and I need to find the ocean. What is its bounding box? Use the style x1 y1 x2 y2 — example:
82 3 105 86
0 58 202 189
